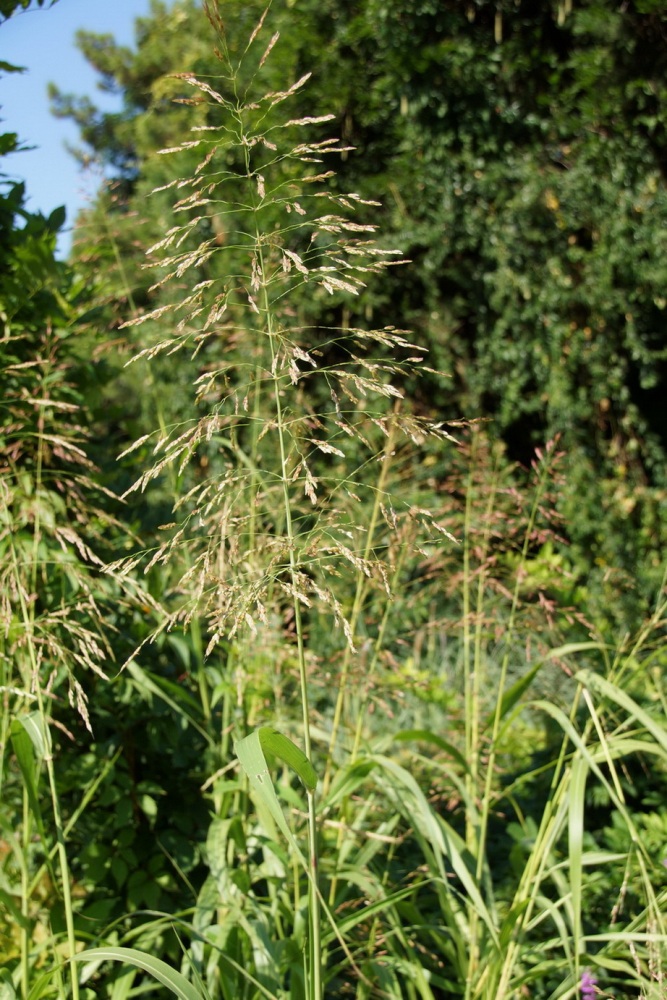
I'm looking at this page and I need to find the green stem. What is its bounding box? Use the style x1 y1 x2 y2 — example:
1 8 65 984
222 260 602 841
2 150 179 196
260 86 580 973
325 537 408 916
268 313 322 1000
10 530 81 1000
19 357 80 1000
323 407 400 795
463 433 499 1000
475 448 556 883
241 111 322 997
470 443 560 1000
490 688 583 999
20 785 30 1000
37 688 81 1000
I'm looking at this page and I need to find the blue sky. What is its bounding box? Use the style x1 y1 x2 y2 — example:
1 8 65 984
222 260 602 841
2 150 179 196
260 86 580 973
1 0 165 256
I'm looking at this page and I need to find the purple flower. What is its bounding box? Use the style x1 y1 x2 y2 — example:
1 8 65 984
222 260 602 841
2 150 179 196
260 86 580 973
580 969 597 1000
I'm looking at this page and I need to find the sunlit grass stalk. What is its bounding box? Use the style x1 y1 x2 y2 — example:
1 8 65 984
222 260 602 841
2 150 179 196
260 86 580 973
488 689 583 999
6 563 81 1000
323 406 400 794
322 414 407 941
250 140 322 995
8 401 81 1000
20 785 30 1000
0 650 12 797
267 279 322 1000
462 435 500 998
460 438 564 999
105 212 217 731
247 361 264 555
325 534 409 920
349 534 410 764
33 686 81 1000
475 443 560 863
462 436 500 841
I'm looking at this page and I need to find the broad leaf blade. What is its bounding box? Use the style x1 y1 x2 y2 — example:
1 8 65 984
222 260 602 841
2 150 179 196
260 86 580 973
10 715 46 835
234 728 309 867
257 726 317 790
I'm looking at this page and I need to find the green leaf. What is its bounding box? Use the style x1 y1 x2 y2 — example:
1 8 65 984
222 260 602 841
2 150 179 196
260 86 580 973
577 669 667 755
72 947 204 1000
46 205 66 231
483 657 544 732
10 714 48 834
0 967 17 1000
234 728 310 868
15 710 51 758
256 726 317 791
395 728 469 772
370 753 500 950
569 755 588 963
26 969 60 1000
0 887 30 934
0 132 19 155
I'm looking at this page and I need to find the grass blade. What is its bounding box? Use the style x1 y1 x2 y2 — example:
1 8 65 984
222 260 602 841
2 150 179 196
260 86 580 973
72 947 205 1000
234 728 309 868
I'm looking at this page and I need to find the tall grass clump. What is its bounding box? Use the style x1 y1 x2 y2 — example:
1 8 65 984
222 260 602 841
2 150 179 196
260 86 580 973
79 2 456 997
406 437 667 1000
70 3 667 999
0 263 147 996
